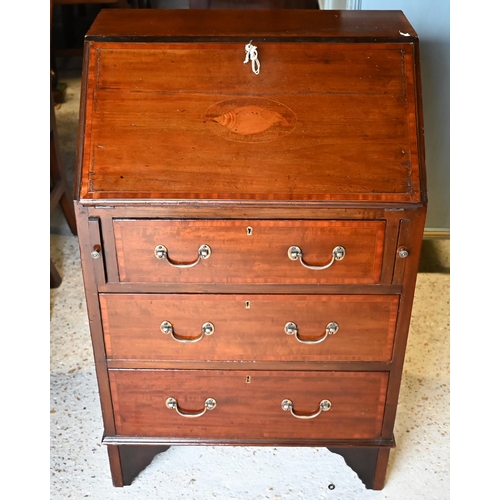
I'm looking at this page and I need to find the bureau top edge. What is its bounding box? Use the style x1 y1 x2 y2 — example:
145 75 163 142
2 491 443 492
75 198 426 210
85 9 418 43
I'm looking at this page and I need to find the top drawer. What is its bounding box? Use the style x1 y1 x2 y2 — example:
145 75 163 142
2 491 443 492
113 219 385 284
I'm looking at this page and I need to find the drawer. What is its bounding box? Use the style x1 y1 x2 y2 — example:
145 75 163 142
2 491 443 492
113 220 385 284
101 294 399 362
109 369 388 440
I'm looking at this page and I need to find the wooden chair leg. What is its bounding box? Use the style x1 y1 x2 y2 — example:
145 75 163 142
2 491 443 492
51 86 78 288
50 91 77 236
51 259 63 289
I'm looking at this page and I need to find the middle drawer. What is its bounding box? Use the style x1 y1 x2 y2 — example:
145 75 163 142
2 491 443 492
101 294 399 362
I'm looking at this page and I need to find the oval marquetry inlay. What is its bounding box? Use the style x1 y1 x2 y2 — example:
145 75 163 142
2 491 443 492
205 98 296 143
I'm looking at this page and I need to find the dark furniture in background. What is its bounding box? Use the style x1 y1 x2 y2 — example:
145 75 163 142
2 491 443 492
50 89 77 288
52 0 129 57
51 0 319 56
189 0 318 7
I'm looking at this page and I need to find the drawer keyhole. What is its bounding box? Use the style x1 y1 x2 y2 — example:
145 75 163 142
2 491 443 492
246 376 251 383
247 226 253 236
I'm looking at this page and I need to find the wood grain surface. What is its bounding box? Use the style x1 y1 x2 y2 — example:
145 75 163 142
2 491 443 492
73 9 428 490
85 9 418 42
109 369 389 439
113 219 386 284
100 293 399 362
78 40 421 202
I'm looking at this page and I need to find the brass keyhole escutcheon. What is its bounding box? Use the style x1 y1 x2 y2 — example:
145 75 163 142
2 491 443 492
246 376 251 383
245 301 251 309
247 226 253 236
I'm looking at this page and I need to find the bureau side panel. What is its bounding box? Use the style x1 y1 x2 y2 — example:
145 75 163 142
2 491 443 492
74 207 116 435
381 209 427 437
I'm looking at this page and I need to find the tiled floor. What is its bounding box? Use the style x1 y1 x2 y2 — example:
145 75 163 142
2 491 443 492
50 61 450 500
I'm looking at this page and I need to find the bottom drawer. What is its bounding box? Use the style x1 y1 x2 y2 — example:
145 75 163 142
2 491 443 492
109 369 388 440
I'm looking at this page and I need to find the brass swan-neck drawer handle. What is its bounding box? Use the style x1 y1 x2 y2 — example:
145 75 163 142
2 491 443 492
287 245 345 270
281 399 332 419
154 244 211 268
284 321 339 344
160 321 214 343
166 397 217 418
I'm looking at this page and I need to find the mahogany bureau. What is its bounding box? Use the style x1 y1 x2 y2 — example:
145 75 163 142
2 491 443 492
74 9 427 490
